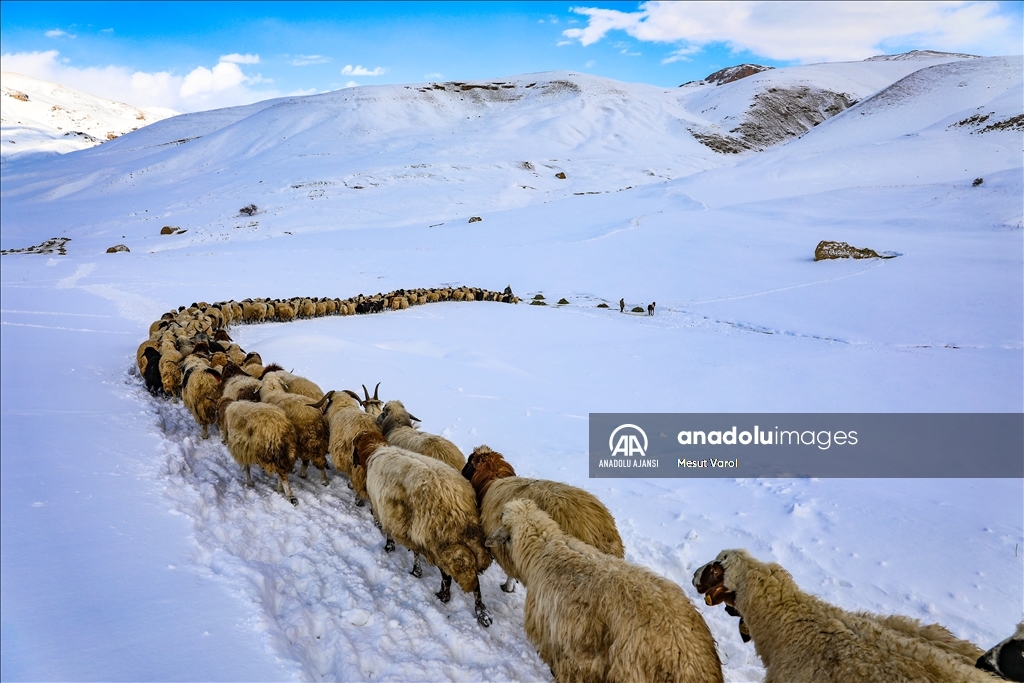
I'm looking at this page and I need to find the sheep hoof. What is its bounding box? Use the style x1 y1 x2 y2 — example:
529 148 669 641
476 610 492 628
384 538 395 553
347 482 353 490
435 588 451 603
500 579 517 593
289 497 299 506
355 498 365 508
410 565 422 578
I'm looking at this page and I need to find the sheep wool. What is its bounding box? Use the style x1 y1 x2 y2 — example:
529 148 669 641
219 398 299 505
377 400 465 471
694 549 997 683
355 431 492 627
464 445 622 591
489 499 723 683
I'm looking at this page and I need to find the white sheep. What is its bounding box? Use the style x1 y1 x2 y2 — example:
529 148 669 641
376 400 465 471
262 367 324 401
487 499 723 683
462 445 623 594
353 430 493 627
692 549 996 683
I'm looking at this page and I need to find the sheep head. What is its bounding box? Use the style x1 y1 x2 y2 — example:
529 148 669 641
462 445 516 507
694 555 749 643
352 430 388 469
219 361 250 382
376 400 418 435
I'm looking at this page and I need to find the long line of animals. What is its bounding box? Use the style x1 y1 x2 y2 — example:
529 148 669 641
135 286 1022 683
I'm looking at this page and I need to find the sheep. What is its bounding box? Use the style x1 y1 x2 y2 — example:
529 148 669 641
158 344 184 396
977 622 1023 680
486 499 723 683
462 445 623 593
274 301 296 322
140 346 164 396
376 400 465 471
260 381 333 485
220 362 263 400
218 395 299 505
182 357 222 438
692 549 996 683
352 430 493 626
262 368 325 401
326 385 383 501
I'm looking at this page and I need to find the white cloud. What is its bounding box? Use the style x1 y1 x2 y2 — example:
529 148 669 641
291 54 330 66
343 80 359 88
220 53 260 64
340 64 386 76
0 50 279 112
562 1 1022 63
45 29 72 38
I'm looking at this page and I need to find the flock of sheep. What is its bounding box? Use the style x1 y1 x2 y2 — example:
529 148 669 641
134 288 1020 683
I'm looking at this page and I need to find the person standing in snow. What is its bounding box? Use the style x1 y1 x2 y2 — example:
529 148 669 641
619 298 625 313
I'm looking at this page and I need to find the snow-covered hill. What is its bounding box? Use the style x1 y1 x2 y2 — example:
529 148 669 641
1 56 1021 682
1 72 177 162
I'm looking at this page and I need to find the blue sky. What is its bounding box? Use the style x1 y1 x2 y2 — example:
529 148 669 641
2 1 1021 112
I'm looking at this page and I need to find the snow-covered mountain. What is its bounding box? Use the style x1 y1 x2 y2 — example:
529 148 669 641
0 71 177 162
1 55 1021 682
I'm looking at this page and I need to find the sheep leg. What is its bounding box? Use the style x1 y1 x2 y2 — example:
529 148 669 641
384 535 395 553
278 475 298 506
318 467 328 486
243 465 254 487
435 572 452 603
410 554 423 578
298 459 309 478
500 575 518 593
201 423 209 439
473 585 491 628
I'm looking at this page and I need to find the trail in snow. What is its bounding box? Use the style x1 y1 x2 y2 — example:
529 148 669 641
132 375 555 683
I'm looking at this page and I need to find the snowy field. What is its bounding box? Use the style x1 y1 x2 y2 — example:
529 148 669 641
2 56 1022 681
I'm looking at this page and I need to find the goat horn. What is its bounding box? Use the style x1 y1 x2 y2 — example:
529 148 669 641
373 382 380 400
362 384 371 401
308 391 333 413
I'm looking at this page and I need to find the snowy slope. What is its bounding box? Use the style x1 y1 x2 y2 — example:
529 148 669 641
676 53 976 152
1 72 177 162
1 58 1022 682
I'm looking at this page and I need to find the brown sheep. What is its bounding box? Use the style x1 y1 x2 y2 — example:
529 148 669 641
487 499 723 683
182 358 222 438
260 381 333 485
376 400 465 471
218 396 299 505
353 431 492 627
326 386 383 502
462 445 623 593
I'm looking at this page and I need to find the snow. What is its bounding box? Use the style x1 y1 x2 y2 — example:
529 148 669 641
1 58 1022 682
1 72 176 163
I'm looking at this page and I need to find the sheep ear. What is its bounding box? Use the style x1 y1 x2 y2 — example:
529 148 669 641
485 527 510 548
